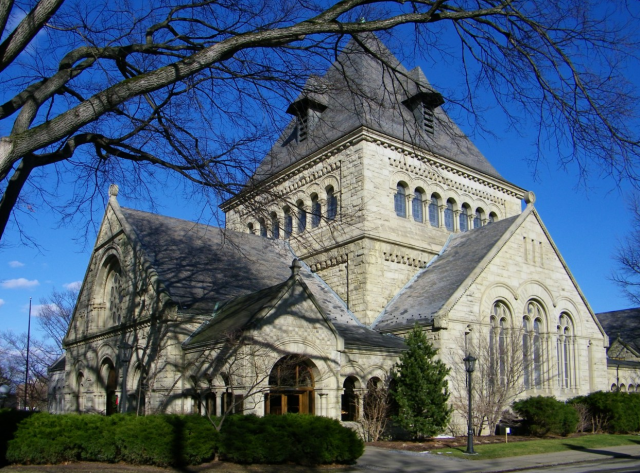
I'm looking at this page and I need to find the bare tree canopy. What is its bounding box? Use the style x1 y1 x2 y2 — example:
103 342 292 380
37 287 77 353
1 0 638 243
614 195 640 304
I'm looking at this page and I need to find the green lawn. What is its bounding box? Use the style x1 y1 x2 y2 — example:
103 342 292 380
430 434 640 460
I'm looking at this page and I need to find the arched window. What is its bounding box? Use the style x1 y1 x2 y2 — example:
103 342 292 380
412 189 424 222
489 212 497 224
459 205 470 232
266 355 315 415
444 199 455 231
341 376 359 421
247 223 254 234
327 187 337 221
429 195 439 227
621 384 627 392
394 183 407 217
523 318 531 389
611 383 618 392
258 218 267 237
104 262 124 326
474 209 483 229
363 377 384 421
271 213 280 239
533 320 542 387
557 314 574 389
297 201 307 233
77 372 85 413
283 207 293 239
311 195 321 227
491 301 510 387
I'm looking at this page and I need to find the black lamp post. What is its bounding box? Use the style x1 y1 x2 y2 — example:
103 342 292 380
463 354 477 455
119 342 133 413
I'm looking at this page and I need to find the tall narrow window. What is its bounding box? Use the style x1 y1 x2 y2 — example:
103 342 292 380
394 183 407 217
489 212 497 224
489 317 497 387
284 208 293 239
429 195 439 227
412 189 424 222
259 218 267 237
499 318 507 386
327 187 337 220
492 301 510 387
556 326 563 388
563 327 570 388
297 202 306 233
474 209 483 229
422 101 435 134
247 223 254 234
444 200 454 231
533 318 542 388
271 213 280 239
523 318 531 389
311 195 321 227
459 205 469 232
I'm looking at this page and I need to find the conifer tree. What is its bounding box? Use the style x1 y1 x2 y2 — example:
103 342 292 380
390 324 452 439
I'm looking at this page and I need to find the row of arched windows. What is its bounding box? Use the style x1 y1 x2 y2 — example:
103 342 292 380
488 300 576 391
394 183 497 232
611 384 640 393
248 186 338 239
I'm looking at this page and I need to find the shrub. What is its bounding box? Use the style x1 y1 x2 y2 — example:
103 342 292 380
0 409 33 467
576 391 640 433
218 414 364 465
6 413 218 466
513 396 578 436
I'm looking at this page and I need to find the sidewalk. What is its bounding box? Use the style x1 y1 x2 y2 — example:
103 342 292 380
356 444 640 473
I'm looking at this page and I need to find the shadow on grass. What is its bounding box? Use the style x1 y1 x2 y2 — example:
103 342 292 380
561 443 639 459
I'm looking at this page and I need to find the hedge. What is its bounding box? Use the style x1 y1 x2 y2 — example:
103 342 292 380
6 413 218 466
571 391 640 433
217 414 364 465
513 396 578 436
5 412 364 466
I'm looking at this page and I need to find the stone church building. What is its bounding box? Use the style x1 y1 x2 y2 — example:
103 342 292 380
49 34 610 429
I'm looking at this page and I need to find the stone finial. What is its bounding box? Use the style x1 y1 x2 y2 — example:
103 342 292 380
290 258 302 277
523 191 536 206
109 184 119 198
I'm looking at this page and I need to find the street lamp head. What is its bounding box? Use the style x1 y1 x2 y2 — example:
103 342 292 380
463 354 477 373
119 342 134 363
0 384 10 397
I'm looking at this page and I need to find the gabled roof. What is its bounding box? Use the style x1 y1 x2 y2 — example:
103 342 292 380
373 214 520 331
183 261 405 351
118 207 294 314
597 308 640 353
248 33 504 187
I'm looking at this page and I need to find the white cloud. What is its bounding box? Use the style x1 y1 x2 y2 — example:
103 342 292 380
0 299 4 308
8 260 24 268
1 278 39 289
63 281 82 291
32 303 54 317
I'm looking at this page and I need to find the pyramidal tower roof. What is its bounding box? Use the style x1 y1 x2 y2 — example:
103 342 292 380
250 33 504 184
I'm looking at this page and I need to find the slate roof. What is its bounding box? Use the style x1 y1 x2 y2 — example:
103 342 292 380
120 206 402 350
373 215 520 331
120 207 294 314
48 355 66 373
596 308 640 353
248 33 505 187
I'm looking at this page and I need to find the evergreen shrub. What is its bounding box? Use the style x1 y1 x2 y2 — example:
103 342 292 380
513 396 578 436
217 414 364 465
577 391 640 433
0 409 33 467
6 413 218 466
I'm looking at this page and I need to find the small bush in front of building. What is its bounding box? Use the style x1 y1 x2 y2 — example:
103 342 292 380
6 413 218 466
513 396 578 436
217 414 364 465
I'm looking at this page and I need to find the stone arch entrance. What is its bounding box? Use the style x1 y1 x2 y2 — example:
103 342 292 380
101 358 117 415
265 355 315 415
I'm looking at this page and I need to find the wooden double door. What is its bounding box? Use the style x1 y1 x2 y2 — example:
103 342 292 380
265 390 314 415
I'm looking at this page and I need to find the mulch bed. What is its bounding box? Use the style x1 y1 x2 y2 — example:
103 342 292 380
367 435 535 452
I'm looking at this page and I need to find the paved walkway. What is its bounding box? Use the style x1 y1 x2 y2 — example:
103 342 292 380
356 444 640 472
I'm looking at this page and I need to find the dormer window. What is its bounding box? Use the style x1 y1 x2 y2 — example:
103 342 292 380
403 90 444 136
286 91 328 144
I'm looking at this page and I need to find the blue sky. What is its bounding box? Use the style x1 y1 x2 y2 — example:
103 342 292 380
0 26 637 340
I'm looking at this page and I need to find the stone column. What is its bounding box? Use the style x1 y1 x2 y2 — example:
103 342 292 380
453 210 460 232
406 194 414 219
438 205 445 229
216 392 223 417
